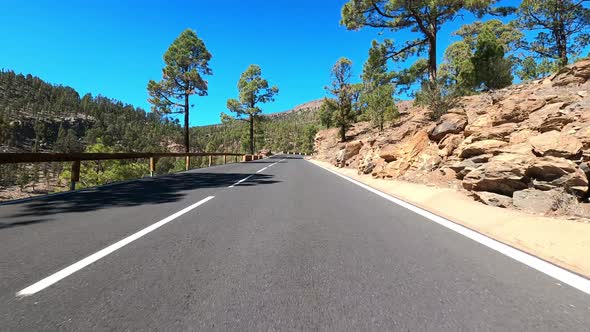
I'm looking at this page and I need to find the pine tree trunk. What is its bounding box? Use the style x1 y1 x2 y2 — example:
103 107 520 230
428 35 437 84
249 115 254 155
556 0 568 68
184 93 190 153
340 125 346 142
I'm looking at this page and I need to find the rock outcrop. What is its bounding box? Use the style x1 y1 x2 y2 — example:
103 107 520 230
313 57 590 217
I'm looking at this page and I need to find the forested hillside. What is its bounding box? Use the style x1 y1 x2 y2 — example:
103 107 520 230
192 100 320 156
0 70 182 153
0 70 320 156
0 70 320 200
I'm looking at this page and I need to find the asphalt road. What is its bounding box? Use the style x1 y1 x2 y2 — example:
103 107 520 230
1 155 589 331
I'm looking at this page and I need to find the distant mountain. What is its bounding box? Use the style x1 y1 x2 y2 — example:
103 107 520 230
265 99 323 120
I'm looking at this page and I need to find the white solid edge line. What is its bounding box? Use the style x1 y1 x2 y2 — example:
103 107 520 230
228 174 254 188
16 196 215 297
307 160 590 296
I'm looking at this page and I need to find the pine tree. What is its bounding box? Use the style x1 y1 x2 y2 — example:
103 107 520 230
341 0 504 85
440 19 522 94
516 56 557 80
516 0 590 67
323 58 358 142
471 25 514 90
224 65 279 155
360 83 397 131
147 29 212 153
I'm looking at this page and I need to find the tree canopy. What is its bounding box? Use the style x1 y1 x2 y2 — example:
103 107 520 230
147 29 212 152
322 57 359 141
341 0 502 86
516 0 590 68
225 64 279 154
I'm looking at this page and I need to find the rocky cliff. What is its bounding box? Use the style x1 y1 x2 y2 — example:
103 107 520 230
314 58 590 217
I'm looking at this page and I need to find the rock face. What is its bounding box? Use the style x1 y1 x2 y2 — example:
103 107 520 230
529 130 582 158
458 139 507 158
491 94 546 125
336 140 362 167
313 57 590 217
429 113 467 141
526 157 588 196
375 131 441 178
462 154 531 196
552 58 590 86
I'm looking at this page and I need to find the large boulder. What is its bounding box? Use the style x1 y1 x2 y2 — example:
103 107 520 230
513 189 577 214
458 139 507 159
509 129 538 145
358 151 378 175
527 102 575 133
335 140 363 167
379 130 430 162
462 153 532 196
429 113 467 141
526 156 588 197
490 94 546 125
469 123 517 142
449 154 492 180
438 134 463 157
529 130 582 159
552 58 590 86
375 131 441 178
464 114 493 136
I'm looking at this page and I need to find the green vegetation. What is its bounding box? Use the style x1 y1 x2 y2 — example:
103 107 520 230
440 19 522 94
516 56 557 81
327 0 588 140
470 24 514 91
147 29 213 153
2 1 590 194
359 83 397 131
516 0 590 68
59 140 150 189
341 0 503 86
321 58 359 142
224 65 279 154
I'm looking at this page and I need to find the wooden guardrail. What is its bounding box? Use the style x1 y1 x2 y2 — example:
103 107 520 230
0 152 245 190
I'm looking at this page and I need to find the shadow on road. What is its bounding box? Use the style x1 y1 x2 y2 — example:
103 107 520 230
0 172 279 229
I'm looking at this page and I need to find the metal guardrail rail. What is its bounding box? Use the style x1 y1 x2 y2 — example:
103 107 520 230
0 152 243 164
0 152 247 190
0 151 308 191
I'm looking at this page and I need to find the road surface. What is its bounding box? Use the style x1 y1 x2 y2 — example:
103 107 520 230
0 155 589 330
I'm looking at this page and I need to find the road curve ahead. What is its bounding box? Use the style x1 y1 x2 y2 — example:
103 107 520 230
0 155 589 331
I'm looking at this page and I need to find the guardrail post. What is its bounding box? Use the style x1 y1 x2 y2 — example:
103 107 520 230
209 155 212 167
185 156 190 171
70 160 80 191
224 155 227 164
149 157 155 177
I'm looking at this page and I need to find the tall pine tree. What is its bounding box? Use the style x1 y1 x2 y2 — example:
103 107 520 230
224 65 278 155
147 29 212 153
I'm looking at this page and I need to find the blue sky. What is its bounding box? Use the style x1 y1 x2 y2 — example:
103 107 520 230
2 0 526 126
